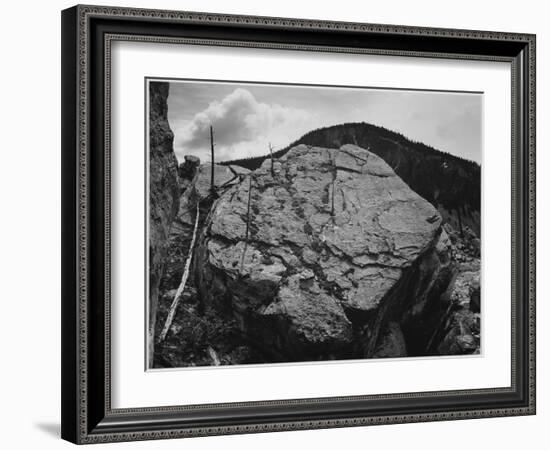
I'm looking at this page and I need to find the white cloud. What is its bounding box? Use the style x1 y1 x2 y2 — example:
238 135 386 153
176 88 311 161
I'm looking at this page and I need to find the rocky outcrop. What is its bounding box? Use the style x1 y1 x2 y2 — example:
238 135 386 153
148 82 180 363
434 257 480 355
160 162 250 300
154 159 256 368
178 155 200 191
196 144 450 361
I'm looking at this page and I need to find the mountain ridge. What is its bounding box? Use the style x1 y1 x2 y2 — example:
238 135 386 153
221 122 481 235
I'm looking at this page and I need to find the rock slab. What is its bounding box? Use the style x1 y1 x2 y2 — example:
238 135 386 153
196 144 446 360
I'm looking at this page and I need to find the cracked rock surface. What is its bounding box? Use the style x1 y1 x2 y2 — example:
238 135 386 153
148 82 181 364
196 144 446 360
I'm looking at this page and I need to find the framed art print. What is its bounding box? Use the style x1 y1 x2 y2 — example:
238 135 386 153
61 5 536 444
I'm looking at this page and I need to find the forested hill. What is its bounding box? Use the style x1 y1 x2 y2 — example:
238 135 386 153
222 122 481 234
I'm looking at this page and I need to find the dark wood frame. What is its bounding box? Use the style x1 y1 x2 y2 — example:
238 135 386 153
61 4 536 444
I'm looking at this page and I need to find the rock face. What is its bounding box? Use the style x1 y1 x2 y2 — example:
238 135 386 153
178 155 200 191
435 258 481 355
196 144 449 361
373 322 407 358
148 82 180 363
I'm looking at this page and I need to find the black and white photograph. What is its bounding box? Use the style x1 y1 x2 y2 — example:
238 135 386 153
0 0 542 446
147 79 482 369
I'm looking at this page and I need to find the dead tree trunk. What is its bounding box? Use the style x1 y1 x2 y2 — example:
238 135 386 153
245 176 253 242
207 346 221 366
331 180 335 218
269 143 274 176
158 202 200 342
330 153 336 221
240 176 253 272
210 125 215 195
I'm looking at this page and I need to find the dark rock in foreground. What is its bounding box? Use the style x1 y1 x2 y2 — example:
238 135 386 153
148 82 180 364
436 257 481 355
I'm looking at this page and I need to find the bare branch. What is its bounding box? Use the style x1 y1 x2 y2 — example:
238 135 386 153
210 125 215 195
245 176 253 242
240 176 253 272
330 152 336 220
158 201 201 342
207 346 221 366
331 180 335 218
269 142 274 176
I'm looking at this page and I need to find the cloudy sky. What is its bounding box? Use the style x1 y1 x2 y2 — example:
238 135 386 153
164 80 482 164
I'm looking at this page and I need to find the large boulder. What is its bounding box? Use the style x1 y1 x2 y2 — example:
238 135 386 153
196 144 447 360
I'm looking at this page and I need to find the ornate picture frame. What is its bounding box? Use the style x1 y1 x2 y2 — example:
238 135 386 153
61 4 536 444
